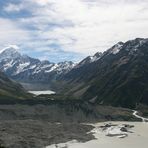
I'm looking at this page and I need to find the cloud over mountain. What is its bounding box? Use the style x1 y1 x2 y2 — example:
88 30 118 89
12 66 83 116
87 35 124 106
0 0 148 62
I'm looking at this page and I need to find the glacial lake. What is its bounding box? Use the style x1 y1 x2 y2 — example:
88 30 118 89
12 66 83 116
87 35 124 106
29 90 56 96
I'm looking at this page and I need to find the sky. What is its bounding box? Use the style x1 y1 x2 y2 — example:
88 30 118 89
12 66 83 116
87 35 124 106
0 0 148 62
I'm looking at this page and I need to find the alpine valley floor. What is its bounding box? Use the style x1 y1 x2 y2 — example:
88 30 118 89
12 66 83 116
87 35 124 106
46 121 148 148
0 104 147 148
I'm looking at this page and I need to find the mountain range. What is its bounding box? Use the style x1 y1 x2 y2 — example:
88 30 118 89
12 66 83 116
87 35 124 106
0 45 75 85
58 38 148 108
0 38 148 108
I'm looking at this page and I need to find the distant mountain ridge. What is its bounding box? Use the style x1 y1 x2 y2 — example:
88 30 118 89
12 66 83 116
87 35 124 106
0 45 75 84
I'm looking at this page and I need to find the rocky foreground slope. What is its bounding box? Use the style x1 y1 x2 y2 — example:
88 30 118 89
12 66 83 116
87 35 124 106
0 104 136 148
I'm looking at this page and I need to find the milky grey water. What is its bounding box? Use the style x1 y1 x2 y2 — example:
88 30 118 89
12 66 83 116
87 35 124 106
29 90 55 96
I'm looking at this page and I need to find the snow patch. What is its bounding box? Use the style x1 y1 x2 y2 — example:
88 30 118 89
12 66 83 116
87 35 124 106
15 62 30 74
110 42 123 54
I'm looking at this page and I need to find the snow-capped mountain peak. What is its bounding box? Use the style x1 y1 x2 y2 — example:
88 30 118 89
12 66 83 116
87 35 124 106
77 52 102 68
0 45 75 83
109 42 124 55
123 38 148 52
4 44 19 50
0 45 20 54
0 45 21 61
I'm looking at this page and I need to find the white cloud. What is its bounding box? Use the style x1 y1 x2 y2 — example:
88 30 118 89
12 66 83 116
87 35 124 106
0 18 30 50
3 3 25 12
24 0 148 55
1 0 148 59
35 0 51 6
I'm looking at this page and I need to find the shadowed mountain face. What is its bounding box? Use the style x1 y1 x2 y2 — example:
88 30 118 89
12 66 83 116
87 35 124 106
59 38 148 108
0 71 30 100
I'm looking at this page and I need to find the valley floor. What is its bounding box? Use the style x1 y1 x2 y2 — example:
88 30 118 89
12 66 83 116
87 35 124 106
0 104 146 148
46 121 148 148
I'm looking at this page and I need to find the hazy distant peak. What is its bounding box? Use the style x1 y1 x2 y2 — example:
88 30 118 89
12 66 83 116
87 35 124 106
0 45 21 61
1 45 19 52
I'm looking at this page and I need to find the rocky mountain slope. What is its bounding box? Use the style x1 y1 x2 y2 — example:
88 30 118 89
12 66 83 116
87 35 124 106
0 45 75 84
59 38 148 108
0 71 30 100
